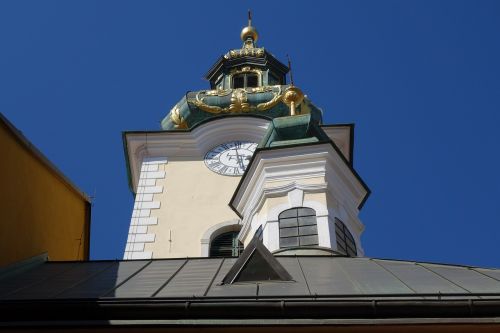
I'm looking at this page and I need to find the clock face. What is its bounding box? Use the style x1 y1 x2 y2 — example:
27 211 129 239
204 141 258 176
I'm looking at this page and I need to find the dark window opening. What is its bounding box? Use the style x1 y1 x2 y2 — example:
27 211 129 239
279 207 318 248
335 218 357 256
233 75 245 89
246 74 258 87
232 73 259 88
210 231 243 257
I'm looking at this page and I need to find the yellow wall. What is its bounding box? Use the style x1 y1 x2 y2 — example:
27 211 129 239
148 158 240 258
0 117 90 267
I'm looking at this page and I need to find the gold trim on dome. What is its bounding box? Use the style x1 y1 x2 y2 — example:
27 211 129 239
170 105 188 129
224 47 265 59
188 86 283 114
205 89 233 97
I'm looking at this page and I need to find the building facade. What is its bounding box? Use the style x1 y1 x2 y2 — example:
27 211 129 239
1 16 500 333
122 18 368 260
0 113 91 267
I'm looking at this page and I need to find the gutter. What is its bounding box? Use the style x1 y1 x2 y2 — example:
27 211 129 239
1 298 500 323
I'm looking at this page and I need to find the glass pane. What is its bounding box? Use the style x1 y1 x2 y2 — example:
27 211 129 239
279 217 298 228
346 238 356 249
297 208 315 217
335 230 345 242
299 235 318 246
298 216 316 226
299 225 317 236
337 237 346 252
233 75 244 88
279 209 297 219
280 236 299 248
335 225 344 238
246 74 258 87
346 243 357 256
280 227 298 237
346 247 357 257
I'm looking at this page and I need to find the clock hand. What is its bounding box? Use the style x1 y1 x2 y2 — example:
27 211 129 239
234 148 245 170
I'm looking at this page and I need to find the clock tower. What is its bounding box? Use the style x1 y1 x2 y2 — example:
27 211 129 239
123 16 369 260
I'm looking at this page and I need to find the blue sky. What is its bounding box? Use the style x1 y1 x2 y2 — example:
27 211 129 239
1 1 499 267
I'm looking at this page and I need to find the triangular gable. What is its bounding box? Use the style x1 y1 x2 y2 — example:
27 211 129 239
222 236 293 284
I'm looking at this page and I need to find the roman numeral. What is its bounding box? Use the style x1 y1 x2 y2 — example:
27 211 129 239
209 161 222 168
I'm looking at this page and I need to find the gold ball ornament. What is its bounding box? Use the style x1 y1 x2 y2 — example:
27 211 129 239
241 26 259 42
283 86 305 116
283 86 305 106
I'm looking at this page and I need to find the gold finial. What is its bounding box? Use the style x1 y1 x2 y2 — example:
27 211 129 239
287 54 295 86
283 55 304 116
241 10 258 46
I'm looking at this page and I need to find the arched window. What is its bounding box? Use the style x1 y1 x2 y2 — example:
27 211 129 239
278 207 318 248
335 218 357 256
209 231 243 257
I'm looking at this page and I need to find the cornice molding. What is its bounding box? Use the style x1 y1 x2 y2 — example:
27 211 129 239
233 144 368 215
239 181 329 240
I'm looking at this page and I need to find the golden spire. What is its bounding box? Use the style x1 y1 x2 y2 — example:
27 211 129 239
240 10 259 48
283 55 304 116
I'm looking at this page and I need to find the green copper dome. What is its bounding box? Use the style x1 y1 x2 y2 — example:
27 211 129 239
161 85 323 130
160 20 323 131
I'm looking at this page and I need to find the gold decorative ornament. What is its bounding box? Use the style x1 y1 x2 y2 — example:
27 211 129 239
204 89 233 97
247 86 275 94
241 26 258 43
229 89 250 113
188 86 284 114
241 10 259 45
229 67 261 75
224 48 264 59
283 55 304 116
170 105 188 129
223 12 264 59
283 86 304 116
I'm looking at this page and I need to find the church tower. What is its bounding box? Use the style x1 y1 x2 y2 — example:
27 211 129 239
123 15 370 260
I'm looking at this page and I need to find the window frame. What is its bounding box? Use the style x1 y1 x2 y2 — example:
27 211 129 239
231 71 261 89
335 218 357 256
278 207 319 249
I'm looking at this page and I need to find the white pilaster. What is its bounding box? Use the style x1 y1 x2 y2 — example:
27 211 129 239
123 157 167 260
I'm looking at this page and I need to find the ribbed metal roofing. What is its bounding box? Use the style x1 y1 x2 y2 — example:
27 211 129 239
1 257 500 300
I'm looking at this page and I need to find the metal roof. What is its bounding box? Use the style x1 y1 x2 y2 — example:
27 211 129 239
1 256 500 301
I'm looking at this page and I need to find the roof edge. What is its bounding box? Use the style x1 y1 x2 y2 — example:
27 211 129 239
0 113 91 203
